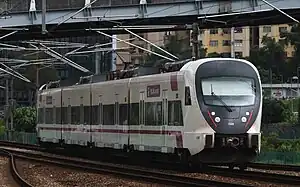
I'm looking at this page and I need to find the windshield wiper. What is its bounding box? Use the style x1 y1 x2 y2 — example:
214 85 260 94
210 84 232 112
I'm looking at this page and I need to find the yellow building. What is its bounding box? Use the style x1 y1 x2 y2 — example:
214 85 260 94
114 24 295 69
196 27 251 58
258 24 294 57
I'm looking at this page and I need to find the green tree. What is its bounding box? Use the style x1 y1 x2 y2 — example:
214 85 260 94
0 119 5 135
13 107 36 132
262 98 293 123
281 24 300 77
247 36 287 83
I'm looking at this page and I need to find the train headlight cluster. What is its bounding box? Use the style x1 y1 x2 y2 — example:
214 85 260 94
241 117 247 123
215 117 221 123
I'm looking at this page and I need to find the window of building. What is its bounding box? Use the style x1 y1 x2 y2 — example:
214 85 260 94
210 29 218 34
234 27 243 33
279 26 287 33
222 40 231 46
263 26 271 33
234 40 243 47
222 28 230 34
235 52 243 58
209 40 218 47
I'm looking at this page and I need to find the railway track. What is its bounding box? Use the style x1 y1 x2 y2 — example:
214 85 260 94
248 162 300 172
1 147 246 187
207 166 300 185
0 148 33 187
1 141 300 186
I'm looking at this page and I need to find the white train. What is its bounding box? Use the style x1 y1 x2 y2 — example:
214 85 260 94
36 58 262 169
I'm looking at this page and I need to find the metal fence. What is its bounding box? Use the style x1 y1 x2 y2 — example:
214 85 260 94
0 131 299 165
255 151 300 165
0 131 37 145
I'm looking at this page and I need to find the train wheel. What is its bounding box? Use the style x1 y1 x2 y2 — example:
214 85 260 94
228 164 234 170
238 164 247 171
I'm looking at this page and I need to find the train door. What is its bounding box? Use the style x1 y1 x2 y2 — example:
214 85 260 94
139 91 145 151
114 93 121 148
162 90 168 152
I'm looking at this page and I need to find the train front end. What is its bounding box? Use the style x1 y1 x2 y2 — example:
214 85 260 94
194 58 262 165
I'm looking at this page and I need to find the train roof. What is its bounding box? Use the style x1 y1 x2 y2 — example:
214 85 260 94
39 58 257 91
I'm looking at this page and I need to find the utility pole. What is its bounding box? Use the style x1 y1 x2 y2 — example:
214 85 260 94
10 78 13 130
231 27 235 58
42 0 47 34
5 78 9 130
192 23 199 60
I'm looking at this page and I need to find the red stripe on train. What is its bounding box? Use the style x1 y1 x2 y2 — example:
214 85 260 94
38 127 183 148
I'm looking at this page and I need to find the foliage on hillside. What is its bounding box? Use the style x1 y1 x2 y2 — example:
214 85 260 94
261 132 300 152
13 107 36 132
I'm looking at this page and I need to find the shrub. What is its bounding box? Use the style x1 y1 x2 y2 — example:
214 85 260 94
13 107 36 132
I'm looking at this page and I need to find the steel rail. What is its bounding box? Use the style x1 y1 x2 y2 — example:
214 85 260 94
248 162 300 172
4 148 246 187
0 148 33 187
1 141 300 185
207 167 300 185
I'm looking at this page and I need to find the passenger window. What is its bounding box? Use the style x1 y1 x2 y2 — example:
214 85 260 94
92 105 99 125
61 107 68 124
119 104 128 125
84 106 90 125
145 102 162 126
38 108 44 124
71 106 80 125
168 101 183 126
56 107 61 124
130 103 139 125
45 108 53 124
103 104 114 125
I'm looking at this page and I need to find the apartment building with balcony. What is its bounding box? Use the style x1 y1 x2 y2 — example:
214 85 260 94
115 32 166 70
196 27 251 58
259 24 294 57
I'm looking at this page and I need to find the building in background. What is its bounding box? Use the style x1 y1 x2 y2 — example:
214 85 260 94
259 24 294 57
115 32 166 69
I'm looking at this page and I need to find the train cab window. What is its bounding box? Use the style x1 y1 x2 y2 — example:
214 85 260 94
168 101 183 126
103 104 114 125
38 108 44 124
56 107 61 124
145 102 162 126
119 104 128 125
45 108 53 124
130 103 139 125
84 106 91 125
71 106 80 125
92 105 99 125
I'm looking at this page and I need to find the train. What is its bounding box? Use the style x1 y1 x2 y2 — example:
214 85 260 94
36 58 262 170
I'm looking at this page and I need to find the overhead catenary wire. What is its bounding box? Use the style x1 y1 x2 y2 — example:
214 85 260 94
94 30 175 62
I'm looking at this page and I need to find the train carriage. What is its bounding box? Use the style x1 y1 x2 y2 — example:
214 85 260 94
36 58 262 169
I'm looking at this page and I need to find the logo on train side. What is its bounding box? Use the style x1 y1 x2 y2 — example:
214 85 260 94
147 85 160 97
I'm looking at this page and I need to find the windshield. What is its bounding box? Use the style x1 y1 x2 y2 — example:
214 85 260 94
201 77 256 107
